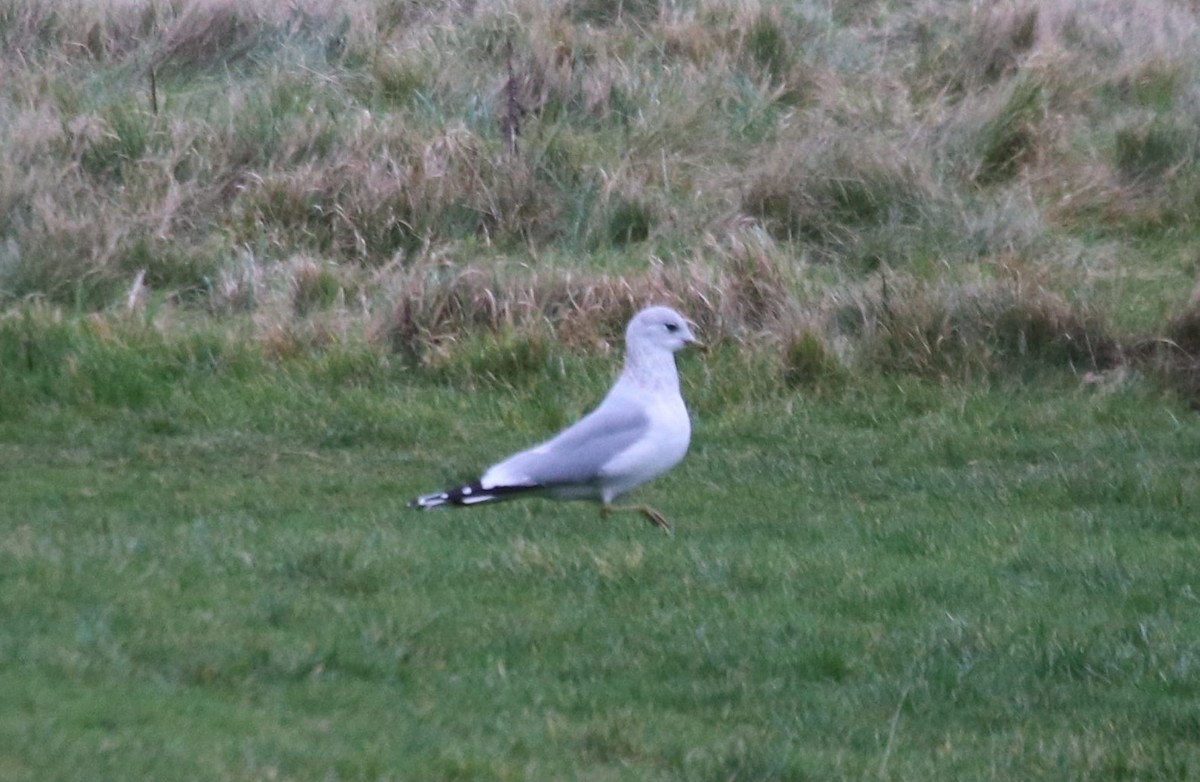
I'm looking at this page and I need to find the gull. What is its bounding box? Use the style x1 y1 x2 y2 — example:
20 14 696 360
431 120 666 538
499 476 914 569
409 305 699 531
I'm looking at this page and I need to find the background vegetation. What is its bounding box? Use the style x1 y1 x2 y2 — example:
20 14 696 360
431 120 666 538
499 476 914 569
2 0 1200 779
3 0 1199 382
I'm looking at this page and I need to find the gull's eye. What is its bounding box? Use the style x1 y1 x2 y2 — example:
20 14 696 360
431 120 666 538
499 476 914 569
665 322 680 333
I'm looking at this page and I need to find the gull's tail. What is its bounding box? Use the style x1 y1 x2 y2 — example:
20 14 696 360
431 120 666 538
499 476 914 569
408 481 537 510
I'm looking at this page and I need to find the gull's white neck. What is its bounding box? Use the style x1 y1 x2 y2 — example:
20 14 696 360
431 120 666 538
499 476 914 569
620 342 680 393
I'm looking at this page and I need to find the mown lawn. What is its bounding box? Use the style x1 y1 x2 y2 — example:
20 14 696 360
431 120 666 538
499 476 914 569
5 1 1200 777
2 347 1198 780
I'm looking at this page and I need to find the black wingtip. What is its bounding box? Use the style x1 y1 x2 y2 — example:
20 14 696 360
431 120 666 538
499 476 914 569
410 481 540 509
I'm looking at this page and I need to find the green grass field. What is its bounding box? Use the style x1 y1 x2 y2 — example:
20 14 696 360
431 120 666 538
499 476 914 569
5 0 1200 778
2 333 1199 780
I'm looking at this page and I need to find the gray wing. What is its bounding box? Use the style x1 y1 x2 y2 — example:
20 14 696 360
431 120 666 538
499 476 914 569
482 402 649 488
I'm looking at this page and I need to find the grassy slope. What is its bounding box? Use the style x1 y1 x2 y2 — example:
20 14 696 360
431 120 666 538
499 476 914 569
3 336 1200 780
3 0 1199 336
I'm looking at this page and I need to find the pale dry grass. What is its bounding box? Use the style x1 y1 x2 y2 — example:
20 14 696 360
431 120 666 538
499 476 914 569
2 0 1199 388
373 224 800 360
850 269 1120 380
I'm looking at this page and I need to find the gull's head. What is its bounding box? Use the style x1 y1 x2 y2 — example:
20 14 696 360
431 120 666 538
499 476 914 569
626 305 698 354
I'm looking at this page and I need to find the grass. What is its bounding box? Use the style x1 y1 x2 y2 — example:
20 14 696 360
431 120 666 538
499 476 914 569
4 0 1200 777
2 323 1200 779
3 0 1199 317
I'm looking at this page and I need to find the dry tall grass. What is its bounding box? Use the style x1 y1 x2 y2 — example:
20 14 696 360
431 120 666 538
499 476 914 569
2 0 1200 387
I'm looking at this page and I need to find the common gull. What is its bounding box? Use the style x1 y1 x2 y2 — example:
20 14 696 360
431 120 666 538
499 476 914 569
409 305 699 531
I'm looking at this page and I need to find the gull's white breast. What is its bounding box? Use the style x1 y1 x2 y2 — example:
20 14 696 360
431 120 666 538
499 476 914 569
596 387 691 501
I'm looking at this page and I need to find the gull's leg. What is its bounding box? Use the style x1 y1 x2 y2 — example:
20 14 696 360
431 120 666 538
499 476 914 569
600 503 673 533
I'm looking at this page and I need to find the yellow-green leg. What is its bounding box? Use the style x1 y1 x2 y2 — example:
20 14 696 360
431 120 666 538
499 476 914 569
600 503 673 533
